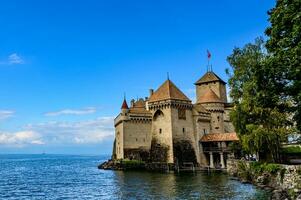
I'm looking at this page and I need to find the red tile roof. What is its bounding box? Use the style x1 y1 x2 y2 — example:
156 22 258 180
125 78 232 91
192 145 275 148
198 89 223 103
148 80 191 102
195 72 226 85
121 99 129 109
129 99 150 114
200 132 239 142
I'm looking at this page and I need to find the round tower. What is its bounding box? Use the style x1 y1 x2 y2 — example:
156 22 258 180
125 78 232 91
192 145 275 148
198 89 225 133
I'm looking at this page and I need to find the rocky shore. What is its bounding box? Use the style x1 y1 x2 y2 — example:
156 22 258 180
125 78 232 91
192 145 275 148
227 159 301 200
98 159 146 171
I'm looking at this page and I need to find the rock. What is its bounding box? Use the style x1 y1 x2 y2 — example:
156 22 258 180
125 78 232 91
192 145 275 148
271 189 289 200
98 160 115 170
256 172 270 185
296 194 301 200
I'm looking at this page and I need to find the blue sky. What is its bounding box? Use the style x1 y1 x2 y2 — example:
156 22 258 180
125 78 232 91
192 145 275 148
0 0 275 155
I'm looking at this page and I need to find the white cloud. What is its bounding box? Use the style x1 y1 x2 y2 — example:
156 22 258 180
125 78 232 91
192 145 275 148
0 131 44 147
0 116 114 147
45 107 97 117
25 117 114 145
0 110 15 120
0 53 24 65
8 53 24 64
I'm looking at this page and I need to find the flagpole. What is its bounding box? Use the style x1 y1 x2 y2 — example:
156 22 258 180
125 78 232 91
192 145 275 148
207 57 209 72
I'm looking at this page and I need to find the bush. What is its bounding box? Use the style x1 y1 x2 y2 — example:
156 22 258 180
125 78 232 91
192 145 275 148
237 161 252 182
249 162 282 174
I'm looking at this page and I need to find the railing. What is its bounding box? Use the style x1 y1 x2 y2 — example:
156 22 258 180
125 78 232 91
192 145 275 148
202 147 231 153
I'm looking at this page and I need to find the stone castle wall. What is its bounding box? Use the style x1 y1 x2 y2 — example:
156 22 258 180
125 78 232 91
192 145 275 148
151 108 174 163
115 122 124 159
123 120 152 150
170 107 200 163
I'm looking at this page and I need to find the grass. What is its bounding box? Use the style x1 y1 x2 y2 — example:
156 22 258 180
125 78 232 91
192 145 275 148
282 145 301 154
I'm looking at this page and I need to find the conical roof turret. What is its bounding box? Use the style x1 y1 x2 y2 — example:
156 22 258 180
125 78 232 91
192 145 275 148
121 99 129 109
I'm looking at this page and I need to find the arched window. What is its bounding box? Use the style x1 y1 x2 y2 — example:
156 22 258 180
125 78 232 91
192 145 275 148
153 110 164 121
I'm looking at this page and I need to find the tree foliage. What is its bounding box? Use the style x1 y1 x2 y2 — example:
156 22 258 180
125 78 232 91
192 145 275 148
227 38 292 162
265 0 301 130
226 0 300 162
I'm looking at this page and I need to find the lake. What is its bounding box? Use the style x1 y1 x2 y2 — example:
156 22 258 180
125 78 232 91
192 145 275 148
0 154 270 199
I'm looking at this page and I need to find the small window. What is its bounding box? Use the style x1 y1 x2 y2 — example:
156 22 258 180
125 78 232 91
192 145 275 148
143 138 145 142
215 127 219 129
183 128 185 133
136 138 138 141
159 128 162 134
203 129 206 134
178 108 186 120
217 116 220 122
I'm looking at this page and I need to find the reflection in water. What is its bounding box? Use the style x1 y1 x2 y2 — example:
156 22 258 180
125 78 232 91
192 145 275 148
111 171 269 199
0 155 270 199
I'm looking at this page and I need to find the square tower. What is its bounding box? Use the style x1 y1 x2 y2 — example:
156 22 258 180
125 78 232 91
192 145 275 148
195 72 227 103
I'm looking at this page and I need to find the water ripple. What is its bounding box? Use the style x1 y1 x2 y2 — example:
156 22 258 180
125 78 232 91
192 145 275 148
0 154 270 199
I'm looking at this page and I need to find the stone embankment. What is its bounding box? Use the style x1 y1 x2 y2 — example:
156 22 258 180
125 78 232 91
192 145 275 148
98 159 146 170
227 159 301 200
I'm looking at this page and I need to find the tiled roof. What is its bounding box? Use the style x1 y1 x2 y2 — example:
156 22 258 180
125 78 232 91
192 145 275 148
198 89 223 103
121 99 129 109
193 104 209 113
129 99 150 114
195 72 226 85
148 80 191 102
200 132 239 142
129 108 151 114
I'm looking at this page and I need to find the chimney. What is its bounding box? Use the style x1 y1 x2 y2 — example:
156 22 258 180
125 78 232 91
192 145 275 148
131 99 135 107
149 89 154 96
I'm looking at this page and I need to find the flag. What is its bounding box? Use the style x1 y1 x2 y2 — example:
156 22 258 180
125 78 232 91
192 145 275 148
207 50 211 59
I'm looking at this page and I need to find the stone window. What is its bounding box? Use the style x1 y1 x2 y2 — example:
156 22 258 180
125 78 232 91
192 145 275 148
217 116 220 122
136 138 138 141
159 128 162 134
178 108 186 120
183 128 185 133
203 129 206 134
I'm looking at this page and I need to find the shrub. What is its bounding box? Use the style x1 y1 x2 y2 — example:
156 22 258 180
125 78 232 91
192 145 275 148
249 162 282 174
237 161 252 182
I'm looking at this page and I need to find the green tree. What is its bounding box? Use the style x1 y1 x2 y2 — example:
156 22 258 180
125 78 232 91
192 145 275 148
265 0 301 131
226 38 292 162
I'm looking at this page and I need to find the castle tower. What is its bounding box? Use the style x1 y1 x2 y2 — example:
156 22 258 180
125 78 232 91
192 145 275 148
195 71 227 103
148 79 199 164
198 89 225 133
113 98 130 159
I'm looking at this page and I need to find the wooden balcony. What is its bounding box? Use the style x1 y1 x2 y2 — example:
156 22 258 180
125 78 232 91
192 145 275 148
202 147 232 153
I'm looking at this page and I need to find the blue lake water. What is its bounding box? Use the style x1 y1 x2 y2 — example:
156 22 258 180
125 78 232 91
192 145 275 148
0 154 270 199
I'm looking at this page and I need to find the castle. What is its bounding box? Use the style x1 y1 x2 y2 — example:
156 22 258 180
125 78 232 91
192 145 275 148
113 69 238 169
